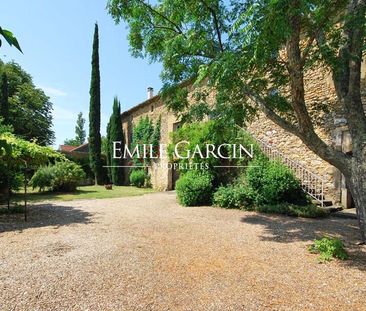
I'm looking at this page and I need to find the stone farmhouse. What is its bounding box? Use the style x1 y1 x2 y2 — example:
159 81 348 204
121 63 366 208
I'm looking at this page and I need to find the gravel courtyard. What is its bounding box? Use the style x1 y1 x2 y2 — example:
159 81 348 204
1 192 366 311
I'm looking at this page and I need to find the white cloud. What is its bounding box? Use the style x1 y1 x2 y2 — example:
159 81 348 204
38 86 67 97
53 105 76 121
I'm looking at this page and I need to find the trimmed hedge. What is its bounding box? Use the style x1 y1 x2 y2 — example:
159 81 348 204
176 170 213 206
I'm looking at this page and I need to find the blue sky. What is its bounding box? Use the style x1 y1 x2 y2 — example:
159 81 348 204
1 0 163 147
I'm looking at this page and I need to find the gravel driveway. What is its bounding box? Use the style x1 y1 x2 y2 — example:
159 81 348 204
1 192 365 310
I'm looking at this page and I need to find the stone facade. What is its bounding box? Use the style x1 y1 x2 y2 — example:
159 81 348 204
121 94 180 191
121 62 366 206
248 61 366 205
248 68 340 203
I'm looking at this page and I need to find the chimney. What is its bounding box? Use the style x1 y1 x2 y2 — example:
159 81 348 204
147 87 154 99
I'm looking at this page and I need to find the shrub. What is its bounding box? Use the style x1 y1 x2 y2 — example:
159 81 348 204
286 204 329 218
30 161 85 192
129 169 148 188
168 120 256 187
29 166 54 191
176 170 213 206
309 237 348 262
255 203 328 218
213 184 255 210
51 161 86 192
0 165 24 194
246 158 308 205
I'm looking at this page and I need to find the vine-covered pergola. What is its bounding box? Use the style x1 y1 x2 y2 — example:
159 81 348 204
0 133 65 220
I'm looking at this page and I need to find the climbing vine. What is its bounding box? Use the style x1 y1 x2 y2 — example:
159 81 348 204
131 116 161 167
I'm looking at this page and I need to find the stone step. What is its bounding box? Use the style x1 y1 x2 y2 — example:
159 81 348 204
311 199 333 207
319 206 342 213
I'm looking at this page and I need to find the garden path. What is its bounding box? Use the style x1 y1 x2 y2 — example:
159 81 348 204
1 192 365 310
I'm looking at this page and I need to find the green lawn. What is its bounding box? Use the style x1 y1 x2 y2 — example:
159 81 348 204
12 185 156 203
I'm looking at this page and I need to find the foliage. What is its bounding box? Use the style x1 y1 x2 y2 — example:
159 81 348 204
0 60 54 145
29 165 53 192
309 237 349 262
131 116 157 166
0 133 64 166
246 157 308 205
105 122 112 181
107 97 124 185
107 0 366 242
101 136 109 156
64 112 86 146
89 23 103 184
31 161 86 192
0 112 59 196
176 170 213 206
0 166 23 195
255 203 328 218
129 169 148 188
151 116 161 154
64 154 94 183
0 26 22 52
0 117 12 156
168 120 256 186
51 161 86 191
213 184 255 210
169 120 230 169
0 117 12 134
0 72 9 124
63 138 79 146
75 112 86 145
0 132 64 195
106 0 357 128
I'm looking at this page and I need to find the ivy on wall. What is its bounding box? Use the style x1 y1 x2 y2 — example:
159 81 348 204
131 115 161 167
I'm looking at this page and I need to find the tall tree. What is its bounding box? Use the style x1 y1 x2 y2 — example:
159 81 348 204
108 0 366 242
0 60 54 145
75 112 86 145
105 123 112 182
108 96 124 185
64 112 86 146
0 72 9 124
88 23 103 185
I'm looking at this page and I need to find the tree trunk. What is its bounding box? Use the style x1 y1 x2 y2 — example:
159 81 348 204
346 160 366 243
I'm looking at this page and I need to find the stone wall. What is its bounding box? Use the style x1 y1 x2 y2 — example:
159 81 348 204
121 61 366 202
121 95 179 191
248 61 366 204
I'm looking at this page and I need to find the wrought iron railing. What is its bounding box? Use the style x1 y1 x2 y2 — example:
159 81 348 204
257 139 326 207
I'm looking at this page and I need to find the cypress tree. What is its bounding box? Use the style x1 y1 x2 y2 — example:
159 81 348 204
88 23 103 185
0 72 9 124
105 120 112 182
108 96 124 185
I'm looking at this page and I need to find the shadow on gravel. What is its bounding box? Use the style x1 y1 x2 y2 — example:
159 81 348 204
240 213 366 271
0 203 93 233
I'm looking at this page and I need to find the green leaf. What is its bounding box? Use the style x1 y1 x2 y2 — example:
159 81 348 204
0 27 23 53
